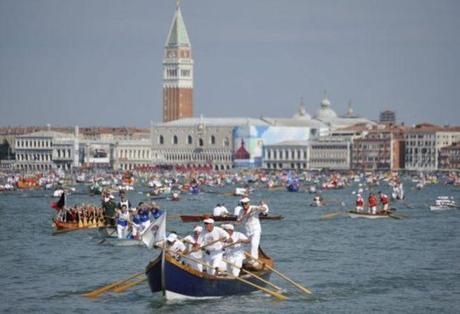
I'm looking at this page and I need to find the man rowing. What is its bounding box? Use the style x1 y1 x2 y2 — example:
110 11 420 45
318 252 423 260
221 224 250 276
116 205 130 239
236 197 269 262
183 226 204 272
213 203 229 217
197 218 229 275
165 233 186 259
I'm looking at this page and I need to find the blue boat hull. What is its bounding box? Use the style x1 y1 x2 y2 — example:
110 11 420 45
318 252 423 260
145 250 273 299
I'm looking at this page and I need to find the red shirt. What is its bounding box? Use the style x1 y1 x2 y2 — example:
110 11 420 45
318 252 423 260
380 194 389 205
368 196 377 207
356 198 364 206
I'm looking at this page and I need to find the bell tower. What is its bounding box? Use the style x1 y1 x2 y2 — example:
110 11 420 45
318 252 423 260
162 1 193 122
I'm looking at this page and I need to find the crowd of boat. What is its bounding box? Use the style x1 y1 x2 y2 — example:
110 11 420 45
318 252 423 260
1 168 459 300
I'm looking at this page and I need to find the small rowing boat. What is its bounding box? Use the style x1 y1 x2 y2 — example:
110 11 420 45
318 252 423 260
145 248 273 300
347 210 393 219
179 214 284 223
430 196 457 211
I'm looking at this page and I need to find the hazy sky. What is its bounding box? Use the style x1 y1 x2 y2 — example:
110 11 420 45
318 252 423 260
1 0 459 127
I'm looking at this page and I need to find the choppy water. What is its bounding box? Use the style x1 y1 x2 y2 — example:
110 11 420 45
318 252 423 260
1 181 459 313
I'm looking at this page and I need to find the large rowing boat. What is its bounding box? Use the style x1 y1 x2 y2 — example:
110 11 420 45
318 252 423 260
145 248 273 300
179 214 284 223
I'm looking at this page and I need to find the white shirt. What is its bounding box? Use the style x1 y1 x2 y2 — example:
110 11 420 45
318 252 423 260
198 226 229 253
213 205 229 216
225 231 248 257
237 204 269 236
183 234 202 259
233 205 243 216
168 240 186 254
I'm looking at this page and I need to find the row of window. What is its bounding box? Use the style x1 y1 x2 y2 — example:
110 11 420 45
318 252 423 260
117 149 151 160
163 152 232 162
158 135 230 147
16 153 51 162
16 139 51 149
265 149 308 161
165 69 191 78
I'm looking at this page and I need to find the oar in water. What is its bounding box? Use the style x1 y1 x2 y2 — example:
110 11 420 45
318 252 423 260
322 212 345 220
112 277 148 293
222 258 282 292
174 251 287 301
244 252 312 295
82 271 144 299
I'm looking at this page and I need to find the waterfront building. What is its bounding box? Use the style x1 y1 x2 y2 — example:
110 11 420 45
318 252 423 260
150 117 248 170
14 130 77 172
163 3 193 122
405 124 460 171
262 141 309 170
439 142 460 170
351 125 406 171
113 139 153 171
309 136 352 170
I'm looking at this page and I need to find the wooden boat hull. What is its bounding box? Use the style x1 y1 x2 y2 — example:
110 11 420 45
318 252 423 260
179 214 284 223
348 211 390 219
145 249 273 299
52 219 102 230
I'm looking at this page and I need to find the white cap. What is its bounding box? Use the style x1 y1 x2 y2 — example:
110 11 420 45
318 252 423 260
203 218 214 224
193 226 203 233
221 224 234 231
109 195 115 199
241 197 250 203
357 194 361 197
167 233 177 242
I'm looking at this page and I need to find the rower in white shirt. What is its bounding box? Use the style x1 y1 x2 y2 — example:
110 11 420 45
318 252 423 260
197 218 229 275
236 197 269 261
213 203 229 217
221 224 250 276
165 233 186 260
183 226 203 272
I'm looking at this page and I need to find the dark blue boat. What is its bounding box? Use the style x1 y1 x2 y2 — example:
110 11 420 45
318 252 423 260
145 248 273 300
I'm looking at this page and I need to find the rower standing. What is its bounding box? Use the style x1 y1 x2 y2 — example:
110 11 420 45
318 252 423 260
183 226 203 272
198 218 229 275
101 193 116 227
221 224 250 276
313 194 322 206
236 197 269 261
116 205 130 239
355 194 364 212
368 193 378 215
379 191 390 212
117 193 131 210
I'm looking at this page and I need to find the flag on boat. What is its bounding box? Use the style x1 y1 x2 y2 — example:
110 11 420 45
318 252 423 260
51 192 65 210
141 212 166 249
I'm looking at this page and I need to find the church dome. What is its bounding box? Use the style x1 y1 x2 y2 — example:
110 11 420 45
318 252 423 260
315 96 337 120
292 99 311 120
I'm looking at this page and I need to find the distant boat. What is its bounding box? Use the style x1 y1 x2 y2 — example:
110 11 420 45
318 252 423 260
348 210 392 219
179 214 284 223
430 196 457 211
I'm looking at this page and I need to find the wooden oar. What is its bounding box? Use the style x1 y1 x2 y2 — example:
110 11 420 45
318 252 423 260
174 252 287 301
222 258 282 291
321 212 344 220
82 271 144 298
245 252 312 295
112 277 148 293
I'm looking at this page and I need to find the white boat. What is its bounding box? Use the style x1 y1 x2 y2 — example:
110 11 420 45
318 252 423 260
430 196 456 211
348 211 390 219
234 187 247 196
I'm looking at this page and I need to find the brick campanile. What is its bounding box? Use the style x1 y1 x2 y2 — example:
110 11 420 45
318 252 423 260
162 3 193 122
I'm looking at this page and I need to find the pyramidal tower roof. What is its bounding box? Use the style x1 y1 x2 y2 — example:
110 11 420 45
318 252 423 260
165 3 191 47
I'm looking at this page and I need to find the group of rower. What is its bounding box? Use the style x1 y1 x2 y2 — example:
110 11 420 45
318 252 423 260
101 191 163 239
56 204 105 227
162 197 269 277
355 191 390 214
